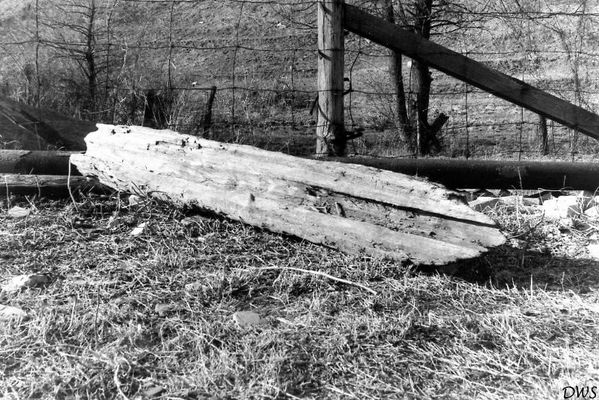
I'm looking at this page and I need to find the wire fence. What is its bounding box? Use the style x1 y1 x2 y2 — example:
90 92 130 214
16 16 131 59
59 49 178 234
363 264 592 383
1 0 599 160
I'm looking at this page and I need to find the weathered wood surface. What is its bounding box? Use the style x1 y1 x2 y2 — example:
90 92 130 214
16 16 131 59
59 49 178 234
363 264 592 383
343 4 599 141
316 0 345 156
71 124 506 265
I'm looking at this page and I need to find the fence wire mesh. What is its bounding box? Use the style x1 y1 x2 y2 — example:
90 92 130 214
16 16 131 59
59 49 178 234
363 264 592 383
1 0 599 160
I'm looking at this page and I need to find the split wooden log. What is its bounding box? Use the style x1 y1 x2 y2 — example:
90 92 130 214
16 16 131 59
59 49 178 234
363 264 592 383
71 124 506 265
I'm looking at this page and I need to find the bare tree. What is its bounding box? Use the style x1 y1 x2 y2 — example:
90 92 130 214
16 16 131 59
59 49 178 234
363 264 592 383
384 0 412 152
380 0 485 155
495 0 593 155
42 0 105 117
34 0 41 108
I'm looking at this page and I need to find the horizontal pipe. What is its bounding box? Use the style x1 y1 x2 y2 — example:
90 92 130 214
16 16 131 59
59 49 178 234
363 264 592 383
2 150 599 191
0 174 104 197
328 157 599 191
0 150 80 175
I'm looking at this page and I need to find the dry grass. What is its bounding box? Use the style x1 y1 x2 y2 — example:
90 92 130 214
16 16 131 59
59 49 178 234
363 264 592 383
1 193 598 399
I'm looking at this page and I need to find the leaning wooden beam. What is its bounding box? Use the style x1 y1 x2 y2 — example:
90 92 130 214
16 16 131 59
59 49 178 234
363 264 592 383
343 5 599 140
0 150 79 175
71 124 505 265
0 174 99 197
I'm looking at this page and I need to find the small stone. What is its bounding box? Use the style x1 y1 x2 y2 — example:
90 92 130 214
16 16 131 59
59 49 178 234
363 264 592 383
0 305 27 321
130 222 147 236
1 274 51 293
559 218 574 229
574 219 592 231
106 214 119 229
232 311 262 328
128 195 142 206
542 196 581 220
508 238 526 249
143 386 166 398
7 206 31 219
585 207 599 219
588 243 599 259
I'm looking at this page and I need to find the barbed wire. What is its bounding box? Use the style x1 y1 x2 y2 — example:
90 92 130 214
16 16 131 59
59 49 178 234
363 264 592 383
1 0 599 160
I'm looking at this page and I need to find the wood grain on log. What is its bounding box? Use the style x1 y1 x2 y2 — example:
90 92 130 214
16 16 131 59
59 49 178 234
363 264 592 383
71 124 505 265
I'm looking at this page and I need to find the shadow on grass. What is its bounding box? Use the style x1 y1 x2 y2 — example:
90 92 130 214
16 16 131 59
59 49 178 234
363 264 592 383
423 244 599 294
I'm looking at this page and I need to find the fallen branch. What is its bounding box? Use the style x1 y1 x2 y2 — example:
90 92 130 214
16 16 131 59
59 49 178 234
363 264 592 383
245 266 378 295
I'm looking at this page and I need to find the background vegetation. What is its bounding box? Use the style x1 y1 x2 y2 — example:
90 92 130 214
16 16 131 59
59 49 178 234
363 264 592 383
2 0 599 158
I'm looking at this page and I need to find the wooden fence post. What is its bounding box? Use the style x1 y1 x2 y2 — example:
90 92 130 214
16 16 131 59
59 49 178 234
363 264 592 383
316 0 345 157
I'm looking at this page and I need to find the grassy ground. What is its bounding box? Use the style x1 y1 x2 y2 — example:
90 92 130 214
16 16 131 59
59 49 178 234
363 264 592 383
1 3 598 397
1 193 598 399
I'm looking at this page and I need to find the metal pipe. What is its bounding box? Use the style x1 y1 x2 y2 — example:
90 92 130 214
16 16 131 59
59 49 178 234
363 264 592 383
0 150 80 175
3 150 599 191
328 157 599 190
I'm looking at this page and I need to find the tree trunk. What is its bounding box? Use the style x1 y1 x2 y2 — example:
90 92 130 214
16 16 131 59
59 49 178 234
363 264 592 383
407 0 435 156
85 0 97 115
202 86 217 136
539 115 549 155
384 0 413 153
